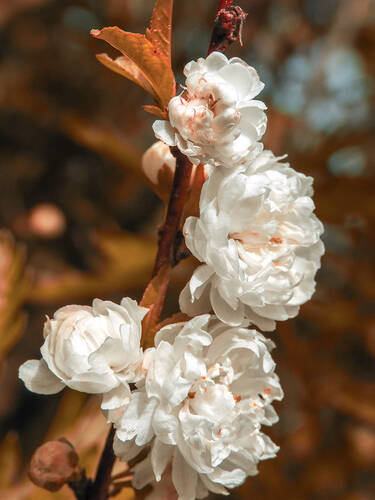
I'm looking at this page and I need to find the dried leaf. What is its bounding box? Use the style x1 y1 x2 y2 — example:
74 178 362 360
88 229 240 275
96 53 158 101
146 0 174 63
142 104 168 120
91 27 175 111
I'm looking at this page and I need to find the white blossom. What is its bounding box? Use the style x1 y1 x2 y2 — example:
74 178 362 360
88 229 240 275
19 298 147 410
153 51 267 167
113 315 283 500
179 151 325 331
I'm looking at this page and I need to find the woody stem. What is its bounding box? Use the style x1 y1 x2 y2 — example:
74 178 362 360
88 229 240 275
152 147 193 276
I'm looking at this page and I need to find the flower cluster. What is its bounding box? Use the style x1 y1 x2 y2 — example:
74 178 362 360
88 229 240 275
19 51 324 500
112 316 282 499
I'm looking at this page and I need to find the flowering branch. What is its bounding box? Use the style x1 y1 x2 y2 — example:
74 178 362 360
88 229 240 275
17 0 327 498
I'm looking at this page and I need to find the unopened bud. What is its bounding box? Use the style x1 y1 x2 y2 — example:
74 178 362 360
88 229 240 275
141 141 176 201
28 438 79 492
142 141 200 201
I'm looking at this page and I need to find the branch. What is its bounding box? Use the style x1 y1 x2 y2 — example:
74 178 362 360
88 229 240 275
152 147 193 276
89 426 116 500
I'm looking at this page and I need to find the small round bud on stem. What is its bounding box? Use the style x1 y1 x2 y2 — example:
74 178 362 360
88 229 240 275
28 438 80 492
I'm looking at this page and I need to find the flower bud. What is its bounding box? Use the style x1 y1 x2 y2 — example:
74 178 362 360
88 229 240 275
28 438 79 492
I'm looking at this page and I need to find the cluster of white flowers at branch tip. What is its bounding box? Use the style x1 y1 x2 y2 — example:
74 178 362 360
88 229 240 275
19 51 324 500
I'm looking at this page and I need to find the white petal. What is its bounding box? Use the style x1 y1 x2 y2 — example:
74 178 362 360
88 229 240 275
208 467 246 488
113 436 144 462
153 120 176 146
19 359 65 395
101 383 131 410
172 449 198 500
132 455 155 490
151 439 174 481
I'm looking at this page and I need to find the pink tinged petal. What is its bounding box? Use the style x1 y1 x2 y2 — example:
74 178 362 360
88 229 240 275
152 120 176 146
172 449 198 500
101 383 131 411
151 439 174 481
19 359 65 395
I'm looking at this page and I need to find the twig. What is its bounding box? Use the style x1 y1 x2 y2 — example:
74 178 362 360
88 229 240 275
152 147 193 276
89 426 116 500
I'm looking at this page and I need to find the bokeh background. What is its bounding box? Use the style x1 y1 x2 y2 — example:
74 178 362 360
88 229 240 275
0 0 374 498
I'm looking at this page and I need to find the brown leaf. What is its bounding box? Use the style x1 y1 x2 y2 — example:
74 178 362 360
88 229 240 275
91 27 175 111
145 0 174 63
142 105 168 120
96 53 158 101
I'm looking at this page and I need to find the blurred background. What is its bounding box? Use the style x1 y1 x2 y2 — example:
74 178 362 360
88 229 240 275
0 0 374 499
